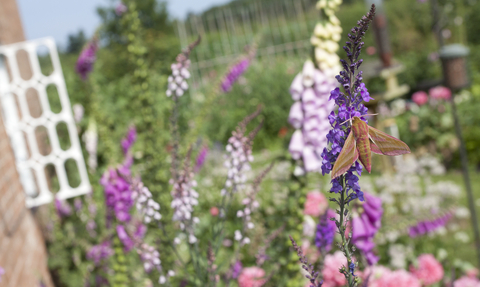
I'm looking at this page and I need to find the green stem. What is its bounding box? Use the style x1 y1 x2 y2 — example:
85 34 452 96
338 175 355 287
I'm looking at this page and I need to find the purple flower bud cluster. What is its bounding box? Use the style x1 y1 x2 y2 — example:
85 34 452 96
136 243 161 273
115 2 127 16
101 168 134 223
121 126 137 155
408 211 453 238
315 209 336 252
320 7 376 202
221 59 250 93
131 179 161 223
222 128 254 195
288 60 336 172
170 169 199 244
87 241 114 266
54 198 72 218
194 145 208 173
166 61 191 97
75 40 98 80
351 192 383 265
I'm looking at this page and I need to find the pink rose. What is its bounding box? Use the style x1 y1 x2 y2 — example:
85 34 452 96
454 276 480 287
429 86 451 100
410 254 444 286
374 270 421 287
304 191 328 217
412 91 429 106
322 251 347 287
238 267 266 287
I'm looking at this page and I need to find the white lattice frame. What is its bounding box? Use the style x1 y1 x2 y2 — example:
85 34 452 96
0 37 91 207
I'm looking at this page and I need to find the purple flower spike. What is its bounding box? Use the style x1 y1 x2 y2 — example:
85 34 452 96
221 59 250 92
408 211 453 237
121 126 137 155
231 261 243 279
75 40 98 80
194 145 208 173
315 209 336 252
100 168 133 223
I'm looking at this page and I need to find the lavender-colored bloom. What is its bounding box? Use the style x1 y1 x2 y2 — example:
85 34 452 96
231 261 243 279
320 9 376 202
166 38 200 97
116 225 134 252
74 198 82 212
86 219 97 237
121 126 137 155
100 168 133 223
131 179 162 223
54 198 72 218
115 2 127 16
315 209 336 252
136 243 161 273
352 192 383 265
221 59 250 92
287 60 336 172
76 40 98 80
194 145 208 173
87 241 114 266
171 168 199 243
409 211 452 237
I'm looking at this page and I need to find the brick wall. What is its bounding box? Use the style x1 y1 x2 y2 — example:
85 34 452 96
0 0 54 286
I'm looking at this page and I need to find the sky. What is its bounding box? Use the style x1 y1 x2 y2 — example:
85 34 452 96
16 0 230 49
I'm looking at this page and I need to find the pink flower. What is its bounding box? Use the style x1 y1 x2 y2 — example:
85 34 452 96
454 276 480 287
467 268 479 278
289 130 304 160
304 191 328 217
374 270 421 287
412 91 429 106
361 266 392 287
238 267 266 287
322 251 347 287
210 207 219 216
410 254 444 286
429 86 451 100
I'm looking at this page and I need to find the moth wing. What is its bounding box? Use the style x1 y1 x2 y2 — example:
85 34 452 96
368 126 410 156
331 131 359 179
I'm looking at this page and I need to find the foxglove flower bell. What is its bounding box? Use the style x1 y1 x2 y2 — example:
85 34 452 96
76 40 98 80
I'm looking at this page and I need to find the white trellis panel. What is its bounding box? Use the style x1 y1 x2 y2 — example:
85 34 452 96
0 37 91 207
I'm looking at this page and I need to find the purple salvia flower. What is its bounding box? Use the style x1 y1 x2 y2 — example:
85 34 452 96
287 60 336 173
221 59 250 92
54 198 72 218
115 2 127 16
231 261 243 279
351 192 383 265
315 209 336 252
87 241 114 266
194 145 208 173
75 40 98 80
121 126 137 155
408 211 453 237
116 225 134 252
320 7 376 202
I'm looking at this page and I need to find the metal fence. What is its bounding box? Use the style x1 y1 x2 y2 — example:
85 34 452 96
175 0 319 91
